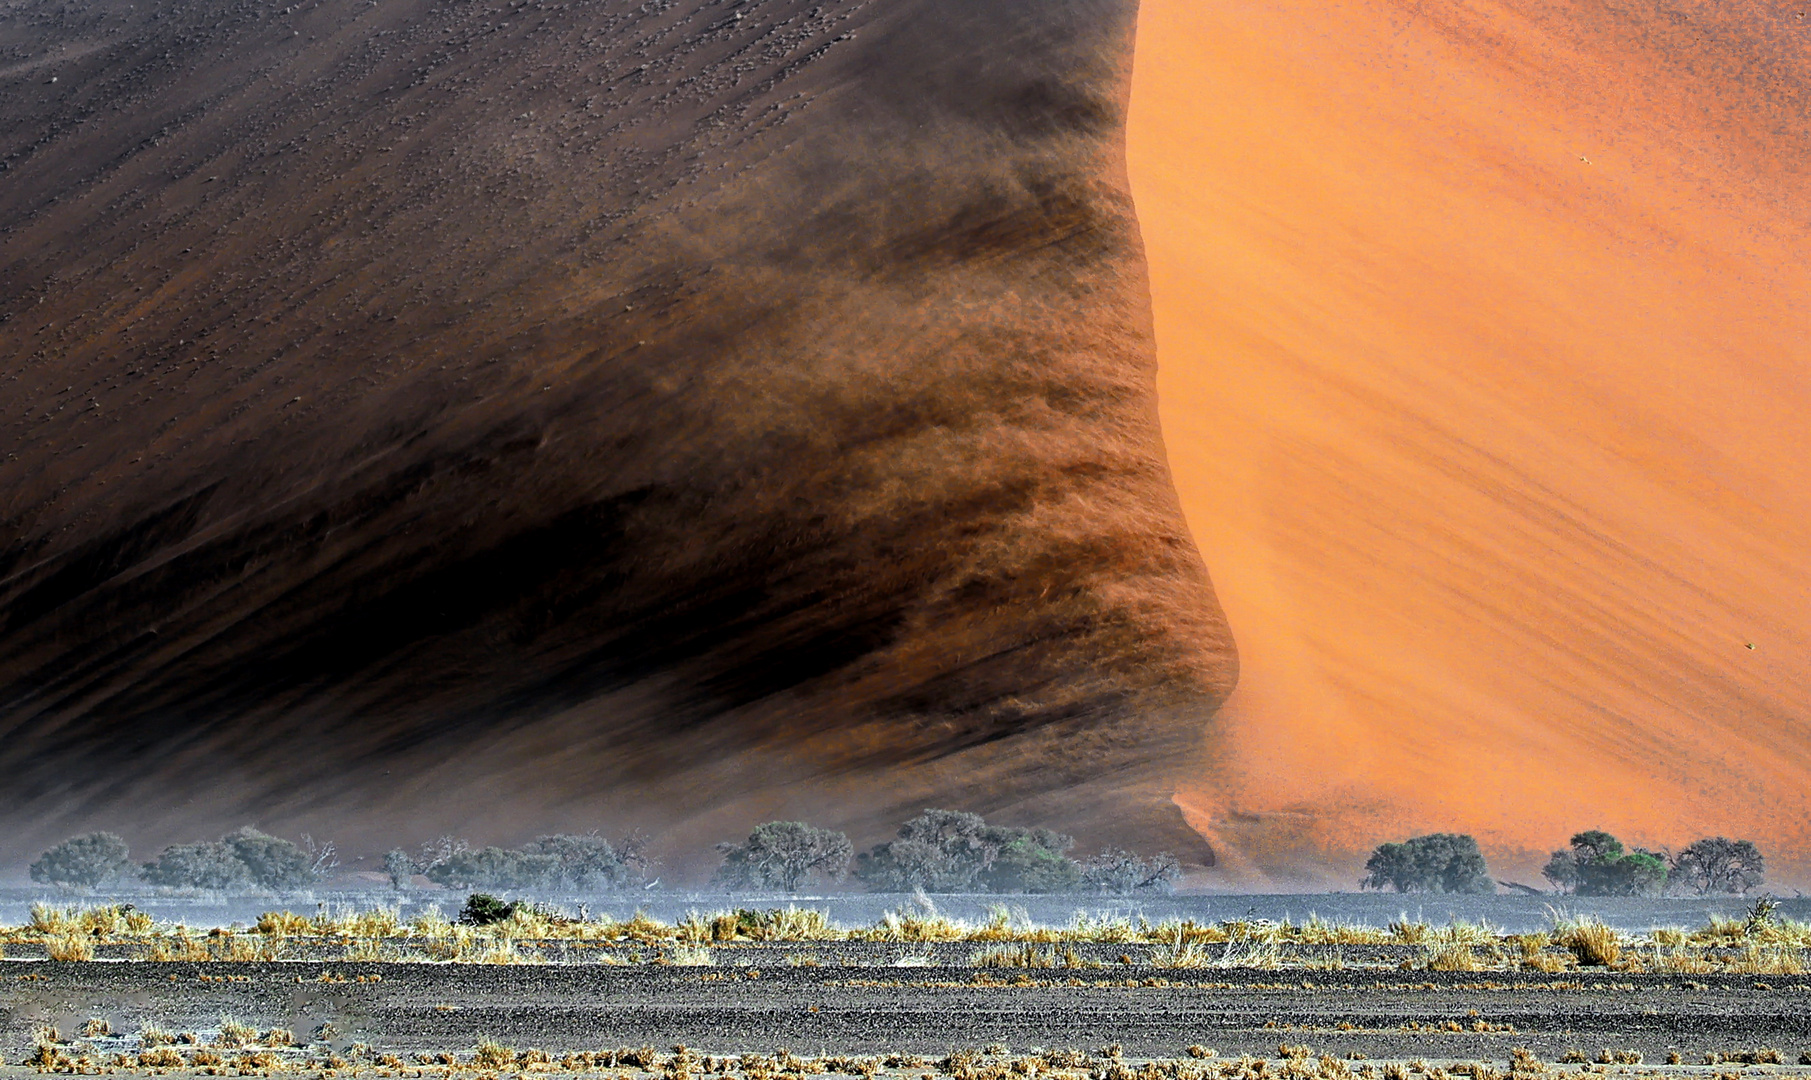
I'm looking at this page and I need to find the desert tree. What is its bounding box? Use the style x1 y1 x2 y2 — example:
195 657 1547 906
224 827 316 890
383 849 417 889
976 829 1082 893
523 832 644 890
855 809 1005 892
1542 830 1667 896
1361 833 1494 894
300 834 340 880
1080 848 1182 895
1670 836 1765 896
30 832 133 890
714 821 853 892
141 841 252 890
426 846 543 890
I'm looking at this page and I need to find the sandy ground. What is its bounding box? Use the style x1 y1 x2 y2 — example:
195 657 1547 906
2 960 1809 1062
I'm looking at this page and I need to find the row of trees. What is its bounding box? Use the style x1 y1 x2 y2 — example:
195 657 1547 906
29 812 1180 896
30 829 337 890
388 833 652 892
713 810 1182 895
1360 830 1767 896
1542 831 1764 897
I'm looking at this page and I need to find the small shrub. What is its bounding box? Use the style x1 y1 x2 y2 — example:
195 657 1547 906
1425 944 1480 971
1556 917 1621 966
215 1018 257 1049
474 1039 515 1068
46 933 94 962
460 893 516 926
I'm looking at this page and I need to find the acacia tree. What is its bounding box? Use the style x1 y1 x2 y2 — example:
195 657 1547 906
141 841 251 890
1542 830 1667 896
1080 848 1181 895
1360 833 1494 894
714 821 852 892
30 832 133 889
383 849 417 889
1671 837 1765 896
855 810 997 891
224 827 317 890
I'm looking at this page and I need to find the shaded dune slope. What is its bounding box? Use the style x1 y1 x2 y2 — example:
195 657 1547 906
1131 0 1811 882
0 0 1234 863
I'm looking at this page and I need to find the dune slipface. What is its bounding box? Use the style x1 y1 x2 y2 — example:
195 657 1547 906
1131 0 1811 883
0 0 1234 864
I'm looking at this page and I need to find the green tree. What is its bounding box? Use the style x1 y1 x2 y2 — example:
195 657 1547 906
30 832 133 889
976 830 1082 893
1542 830 1667 896
714 821 852 892
1360 833 1494 894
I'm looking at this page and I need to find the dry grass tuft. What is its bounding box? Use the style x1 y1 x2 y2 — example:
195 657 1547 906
667 945 714 966
137 1047 183 1068
971 943 1077 969
214 1017 258 1049
473 1038 516 1068
1424 944 1480 972
1553 916 1621 967
46 932 94 961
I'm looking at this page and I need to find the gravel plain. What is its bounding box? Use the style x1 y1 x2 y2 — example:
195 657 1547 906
3 960 1810 1067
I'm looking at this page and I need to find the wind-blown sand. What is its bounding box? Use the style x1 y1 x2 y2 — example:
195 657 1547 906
1130 0 1811 884
0 0 1232 868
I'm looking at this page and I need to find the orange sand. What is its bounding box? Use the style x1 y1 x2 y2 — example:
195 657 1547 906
1128 0 1811 885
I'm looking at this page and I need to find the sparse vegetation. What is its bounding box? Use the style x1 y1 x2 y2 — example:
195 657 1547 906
5 898 1808 978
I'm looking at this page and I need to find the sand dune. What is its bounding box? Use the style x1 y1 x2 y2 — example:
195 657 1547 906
1130 0 1811 885
0 0 1233 868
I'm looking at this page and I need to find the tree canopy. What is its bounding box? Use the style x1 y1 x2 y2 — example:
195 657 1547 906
1360 833 1494 894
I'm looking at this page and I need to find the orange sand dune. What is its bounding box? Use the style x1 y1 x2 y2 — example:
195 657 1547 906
1130 0 1811 886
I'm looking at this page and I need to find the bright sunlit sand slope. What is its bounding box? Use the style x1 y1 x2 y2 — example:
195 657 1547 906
1130 0 1811 885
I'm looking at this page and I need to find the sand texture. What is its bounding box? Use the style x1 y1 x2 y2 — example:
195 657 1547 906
1130 0 1811 882
0 0 1233 865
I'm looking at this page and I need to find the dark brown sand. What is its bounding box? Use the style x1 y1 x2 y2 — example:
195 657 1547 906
0 0 1232 866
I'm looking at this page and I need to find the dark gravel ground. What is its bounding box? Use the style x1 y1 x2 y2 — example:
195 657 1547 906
2 962 1809 1065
